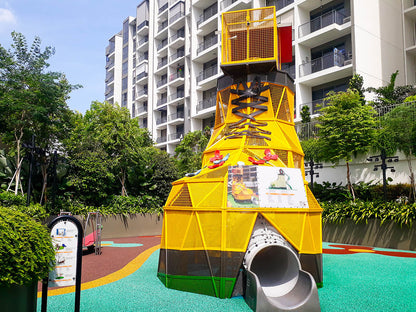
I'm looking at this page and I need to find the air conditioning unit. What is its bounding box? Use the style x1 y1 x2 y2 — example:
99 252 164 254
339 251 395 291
344 59 352 66
343 16 351 23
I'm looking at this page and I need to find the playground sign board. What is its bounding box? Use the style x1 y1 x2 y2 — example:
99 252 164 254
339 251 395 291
228 165 308 208
48 219 79 287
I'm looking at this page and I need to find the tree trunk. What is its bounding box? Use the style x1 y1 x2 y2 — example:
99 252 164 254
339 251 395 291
14 126 24 195
120 168 127 196
40 162 48 205
346 161 355 201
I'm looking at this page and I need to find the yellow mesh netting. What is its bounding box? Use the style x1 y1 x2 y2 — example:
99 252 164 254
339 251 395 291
171 184 193 207
277 91 292 122
293 153 303 169
273 149 288 165
269 84 284 116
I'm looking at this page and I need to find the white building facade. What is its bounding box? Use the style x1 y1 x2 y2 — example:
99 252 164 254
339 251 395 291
104 0 416 156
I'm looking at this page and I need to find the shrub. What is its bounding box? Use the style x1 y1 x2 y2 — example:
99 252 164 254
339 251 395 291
0 191 26 206
0 207 55 286
321 200 416 227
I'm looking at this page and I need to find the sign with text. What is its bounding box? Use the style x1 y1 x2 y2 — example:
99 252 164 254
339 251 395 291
48 219 79 287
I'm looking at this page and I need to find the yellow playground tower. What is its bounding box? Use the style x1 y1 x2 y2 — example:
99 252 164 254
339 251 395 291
158 7 322 312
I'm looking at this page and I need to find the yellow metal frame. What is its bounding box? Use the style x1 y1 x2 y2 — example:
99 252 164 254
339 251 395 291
221 7 278 66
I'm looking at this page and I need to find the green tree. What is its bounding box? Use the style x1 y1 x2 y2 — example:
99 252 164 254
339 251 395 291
381 97 416 201
318 90 377 200
0 32 79 199
367 70 416 109
64 102 153 205
348 74 365 104
174 128 210 177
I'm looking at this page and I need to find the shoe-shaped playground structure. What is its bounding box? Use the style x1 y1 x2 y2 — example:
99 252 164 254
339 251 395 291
158 7 322 312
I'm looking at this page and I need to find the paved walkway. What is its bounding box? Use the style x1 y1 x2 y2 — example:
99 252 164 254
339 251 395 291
37 237 416 311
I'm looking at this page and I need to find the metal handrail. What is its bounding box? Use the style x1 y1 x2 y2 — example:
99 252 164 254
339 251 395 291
197 36 218 54
299 10 349 38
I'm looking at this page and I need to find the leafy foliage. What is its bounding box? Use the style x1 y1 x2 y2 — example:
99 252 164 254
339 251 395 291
174 128 210 176
300 105 311 123
321 200 416 228
0 207 55 286
317 90 377 199
300 138 322 162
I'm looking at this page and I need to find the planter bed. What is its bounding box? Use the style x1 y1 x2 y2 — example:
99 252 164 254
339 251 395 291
323 219 416 251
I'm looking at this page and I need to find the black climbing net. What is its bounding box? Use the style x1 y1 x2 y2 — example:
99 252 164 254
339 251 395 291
226 76 271 141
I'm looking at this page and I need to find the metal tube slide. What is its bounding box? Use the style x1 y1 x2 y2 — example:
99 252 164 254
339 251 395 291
243 216 321 311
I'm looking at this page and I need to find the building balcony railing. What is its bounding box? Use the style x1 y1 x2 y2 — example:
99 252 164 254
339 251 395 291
138 37 149 46
169 91 185 102
169 11 185 24
137 20 149 31
197 66 218 82
156 116 167 125
157 40 168 51
105 89 114 98
157 97 168 106
138 54 148 62
136 71 148 81
168 111 185 121
137 89 148 97
156 136 167 143
299 10 350 38
157 78 168 87
267 0 294 11
105 74 114 83
170 31 185 43
196 97 216 112
170 50 185 62
197 6 218 27
158 20 168 33
170 71 184 81
168 132 184 140
106 43 115 55
159 3 168 13
220 0 238 10
137 105 148 114
158 59 168 69
197 36 218 54
299 50 351 77
106 60 115 69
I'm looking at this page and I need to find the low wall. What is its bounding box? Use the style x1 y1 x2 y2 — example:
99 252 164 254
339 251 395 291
323 219 416 251
100 214 163 239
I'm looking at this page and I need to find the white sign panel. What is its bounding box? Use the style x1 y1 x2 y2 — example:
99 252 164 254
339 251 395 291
257 167 309 208
48 220 79 287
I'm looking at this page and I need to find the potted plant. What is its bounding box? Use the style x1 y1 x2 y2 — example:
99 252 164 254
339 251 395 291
0 207 55 312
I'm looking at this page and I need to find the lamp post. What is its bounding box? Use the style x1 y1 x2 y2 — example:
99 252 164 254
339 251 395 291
367 150 398 201
305 160 323 192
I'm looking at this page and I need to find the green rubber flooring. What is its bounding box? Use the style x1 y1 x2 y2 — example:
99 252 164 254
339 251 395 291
38 243 416 312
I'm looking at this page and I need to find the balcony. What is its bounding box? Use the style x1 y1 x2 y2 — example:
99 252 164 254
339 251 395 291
137 20 149 32
138 54 148 62
170 31 185 43
169 91 185 102
170 50 185 63
220 0 238 10
168 132 184 141
106 43 115 56
197 66 218 83
197 5 218 27
105 89 114 98
170 11 185 24
136 71 148 82
197 36 218 54
157 40 168 51
170 71 184 82
157 97 168 107
158 58 168 69
156 136 167 143
267 0 294 11
159 3 168 13
137 88 148 97
157 77 168 88
137 105 148 115
158 20 168 33
299 50 351 77
156 116 167 125
105 73 114 84
196 97 216 112
106 59 115 69
168 111 185 122
299 10 350 38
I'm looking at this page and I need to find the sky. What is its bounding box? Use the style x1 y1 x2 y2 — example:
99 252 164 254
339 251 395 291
0 0 139 114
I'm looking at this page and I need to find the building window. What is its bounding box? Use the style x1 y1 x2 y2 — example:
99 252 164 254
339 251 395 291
123 46 128 60
122 61 128 76
122 77 128 90
123 21 129 44
122 92 127 107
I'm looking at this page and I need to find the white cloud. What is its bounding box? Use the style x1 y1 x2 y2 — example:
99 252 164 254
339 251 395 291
0 8 16 29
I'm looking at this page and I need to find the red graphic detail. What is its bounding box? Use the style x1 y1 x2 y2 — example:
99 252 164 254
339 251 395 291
248 157 265 165
210 150 223 162
323 244 416 258
208 161 225 169
264 149 278 161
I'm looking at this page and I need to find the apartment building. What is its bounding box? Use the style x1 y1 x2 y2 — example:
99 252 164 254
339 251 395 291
104 0 416 154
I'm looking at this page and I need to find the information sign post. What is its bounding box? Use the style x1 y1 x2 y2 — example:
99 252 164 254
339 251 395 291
41 215 83 312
